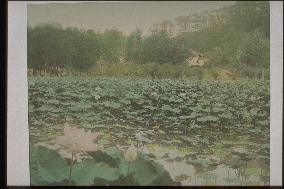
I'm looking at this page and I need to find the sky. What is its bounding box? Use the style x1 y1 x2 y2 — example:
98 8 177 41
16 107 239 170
27 1 235 35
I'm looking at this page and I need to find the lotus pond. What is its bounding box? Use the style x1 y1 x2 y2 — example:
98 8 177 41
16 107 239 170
28 77 270 186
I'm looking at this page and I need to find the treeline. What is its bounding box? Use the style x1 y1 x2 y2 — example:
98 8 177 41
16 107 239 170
28 25 124 76
28 1 270 79
28 25 191 76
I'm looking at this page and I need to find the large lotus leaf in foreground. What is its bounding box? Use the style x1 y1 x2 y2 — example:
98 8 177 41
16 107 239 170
30 146 180 186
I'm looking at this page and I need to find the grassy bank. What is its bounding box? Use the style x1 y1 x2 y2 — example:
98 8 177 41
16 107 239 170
29 62 270 80
36 63 238 80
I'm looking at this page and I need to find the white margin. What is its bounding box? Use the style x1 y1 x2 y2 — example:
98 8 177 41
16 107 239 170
7 1 29 186
270 1 283 186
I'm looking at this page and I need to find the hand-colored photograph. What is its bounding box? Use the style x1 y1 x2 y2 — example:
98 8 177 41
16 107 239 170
28 1 270 186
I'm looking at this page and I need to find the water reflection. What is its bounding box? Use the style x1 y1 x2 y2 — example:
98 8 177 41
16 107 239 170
142 145 269 186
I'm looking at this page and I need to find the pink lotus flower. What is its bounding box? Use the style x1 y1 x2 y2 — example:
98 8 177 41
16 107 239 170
55 123 100 185
56 123 99 152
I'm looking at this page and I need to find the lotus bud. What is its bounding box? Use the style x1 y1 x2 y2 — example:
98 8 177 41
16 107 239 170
124 144 137 162
116 144 123 152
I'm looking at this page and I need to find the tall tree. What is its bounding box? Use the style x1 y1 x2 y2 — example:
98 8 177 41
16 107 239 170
100 29 126 64
141 31 189 64
126 29 143 63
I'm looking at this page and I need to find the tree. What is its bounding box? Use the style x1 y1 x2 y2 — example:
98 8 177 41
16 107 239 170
27 26 37 74
150 20 174 35
141 31 189 64
236 29 269 79
125 29 143 63
100 29 126 64
66 29 102 75
28 23 69 76
175 16 191 33
28 25 102 76
226 1 269 36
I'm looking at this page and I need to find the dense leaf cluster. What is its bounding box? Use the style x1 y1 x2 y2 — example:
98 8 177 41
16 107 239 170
29 77 269 147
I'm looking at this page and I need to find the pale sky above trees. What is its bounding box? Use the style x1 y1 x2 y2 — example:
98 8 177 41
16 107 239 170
28 1 235 35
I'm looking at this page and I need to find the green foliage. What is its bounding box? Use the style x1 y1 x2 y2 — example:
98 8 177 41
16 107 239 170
30 146 179 186
30 146 69 185
90 62 224 79
29 77 270 185
126 30 143 64
173 1 269 79
228 1 270 36
197 116 219 122
70 30 102 72
28 26 124 76
72 159 120 185
237 30 269 68
99 29 126 64
29 77 270 142
28 1 269 79
141 31 190 64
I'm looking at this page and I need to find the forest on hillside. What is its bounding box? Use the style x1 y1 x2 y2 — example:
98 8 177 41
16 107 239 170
27 1 270 80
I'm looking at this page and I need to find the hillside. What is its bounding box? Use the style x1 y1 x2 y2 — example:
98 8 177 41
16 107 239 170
27 1 269 80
